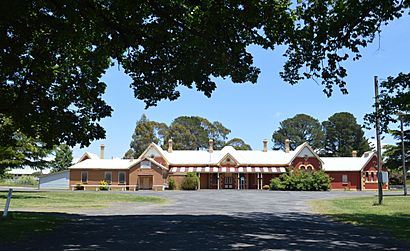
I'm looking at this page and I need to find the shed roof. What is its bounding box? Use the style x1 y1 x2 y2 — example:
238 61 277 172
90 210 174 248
321 152 375 171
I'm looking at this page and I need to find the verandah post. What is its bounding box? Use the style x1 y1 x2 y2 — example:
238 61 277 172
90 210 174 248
2 188 13 218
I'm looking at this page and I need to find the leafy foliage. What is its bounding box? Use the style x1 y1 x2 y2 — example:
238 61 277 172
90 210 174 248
167 116 230 150
270 170 331 191
224 138 252 150
49 144 73 173
2 1 409 149
99 180 109 191
0 117 51 170
168 178 176 190
125 114 168 158
124 115 232 157
322 112 370 157
364 73 409 172
272 114 324 150
180 172 199 190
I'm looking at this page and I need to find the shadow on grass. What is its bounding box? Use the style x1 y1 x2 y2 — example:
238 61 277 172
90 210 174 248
327 212 410 241
1 211 409 251
0 193 46 200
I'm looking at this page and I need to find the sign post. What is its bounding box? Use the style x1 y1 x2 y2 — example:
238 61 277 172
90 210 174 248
2 188 13 218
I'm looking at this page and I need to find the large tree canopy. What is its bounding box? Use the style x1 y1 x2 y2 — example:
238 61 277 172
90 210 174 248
1 1 409 148
272 114 324 150
322 112 370 157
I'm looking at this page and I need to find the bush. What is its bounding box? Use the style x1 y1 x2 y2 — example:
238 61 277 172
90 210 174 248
74 183 84 190
16 176 38 186
262 185 270 190
270 170 331 191
99 180 109 191
181 172 199 190
168 178 176 190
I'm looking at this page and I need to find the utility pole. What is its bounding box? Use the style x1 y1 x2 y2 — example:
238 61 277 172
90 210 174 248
398 113 407 196
374 76 383 204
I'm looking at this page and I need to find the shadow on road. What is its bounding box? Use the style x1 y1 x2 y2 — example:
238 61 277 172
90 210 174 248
2 212 409 250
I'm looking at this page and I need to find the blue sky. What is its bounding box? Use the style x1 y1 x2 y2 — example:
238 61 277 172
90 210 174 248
73 15 410 159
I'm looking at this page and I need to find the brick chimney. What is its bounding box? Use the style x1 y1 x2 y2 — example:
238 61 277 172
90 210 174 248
100 144 105 159
168 138 173 153
208 139 214 153
263 139 268 152
285 139 290 153
352 150 358 157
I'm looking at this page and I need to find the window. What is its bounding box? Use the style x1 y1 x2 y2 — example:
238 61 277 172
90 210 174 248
342 175 348 183
118 172 126 184
81 171 88 183
104 172 112 184
300 165 306 170
141 160 151 168
371 172 375 182
365 172 369 181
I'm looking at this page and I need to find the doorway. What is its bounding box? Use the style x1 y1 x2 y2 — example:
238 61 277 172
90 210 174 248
139 176 153 190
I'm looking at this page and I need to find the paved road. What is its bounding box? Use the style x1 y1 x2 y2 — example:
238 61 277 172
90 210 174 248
3 190 409 250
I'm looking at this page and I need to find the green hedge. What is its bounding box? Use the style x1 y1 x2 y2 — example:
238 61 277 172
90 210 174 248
181 172 199 190
270 170 331 191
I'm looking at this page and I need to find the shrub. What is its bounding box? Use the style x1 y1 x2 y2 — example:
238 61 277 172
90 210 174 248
262 185 270 190
74 183 84 190
168 178 176 190
99 180 109 191
16 176 38 186
181 172 199 190
270 170 331 191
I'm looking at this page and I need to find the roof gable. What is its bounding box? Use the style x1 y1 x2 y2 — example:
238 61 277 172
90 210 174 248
138 143 169 164
289 143 324 164
218 153 240 166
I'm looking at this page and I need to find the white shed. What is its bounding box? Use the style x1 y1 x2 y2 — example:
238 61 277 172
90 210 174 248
39 170 69 189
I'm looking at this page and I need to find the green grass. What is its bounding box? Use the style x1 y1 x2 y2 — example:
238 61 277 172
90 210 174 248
0 212 65 244
0 191 167 244
0 191 167 211
0 181 39 187
310 196 410 241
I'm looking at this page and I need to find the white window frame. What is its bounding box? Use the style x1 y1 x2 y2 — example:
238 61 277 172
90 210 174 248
342 174 348 183
104 171 112 184
118 172 126 184
81 171 88 183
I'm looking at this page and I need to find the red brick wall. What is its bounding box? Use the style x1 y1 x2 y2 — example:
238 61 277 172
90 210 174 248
69 169 129 186
129 162 165 189
292 157 322 170
362 155 388 190
326 171 361 190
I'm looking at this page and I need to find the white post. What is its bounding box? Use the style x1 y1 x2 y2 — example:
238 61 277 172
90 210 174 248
261 173 263 188
237 174 240 190
198 173 201 190
217 173 220 190
3 188 13 218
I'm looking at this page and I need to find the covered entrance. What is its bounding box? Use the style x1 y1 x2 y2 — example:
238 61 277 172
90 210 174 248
138 176 153 190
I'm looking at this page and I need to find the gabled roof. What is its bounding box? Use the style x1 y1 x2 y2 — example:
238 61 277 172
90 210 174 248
321 152 376 171
138 143 170 165
77 152 99 163
288 142 324 165
69 156 168 170
162 145 296 166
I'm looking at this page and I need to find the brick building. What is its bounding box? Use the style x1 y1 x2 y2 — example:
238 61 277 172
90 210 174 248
68 139 388 191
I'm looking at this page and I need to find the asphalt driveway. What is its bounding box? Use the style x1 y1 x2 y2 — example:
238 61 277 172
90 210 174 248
3 190 409 250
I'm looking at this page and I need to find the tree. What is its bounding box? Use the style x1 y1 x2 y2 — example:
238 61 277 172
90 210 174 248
0 117 51 170
167 116 230 150
364 72 409 173
124 114 168 158
225 138 252 150
49 144 73 173
2 1 409 148
272 114 324 150
322 112 370 157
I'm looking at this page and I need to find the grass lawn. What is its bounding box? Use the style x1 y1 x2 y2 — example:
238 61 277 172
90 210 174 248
310 195 410 241
0 191 167 244
0 191 166 211
0 212 65 244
